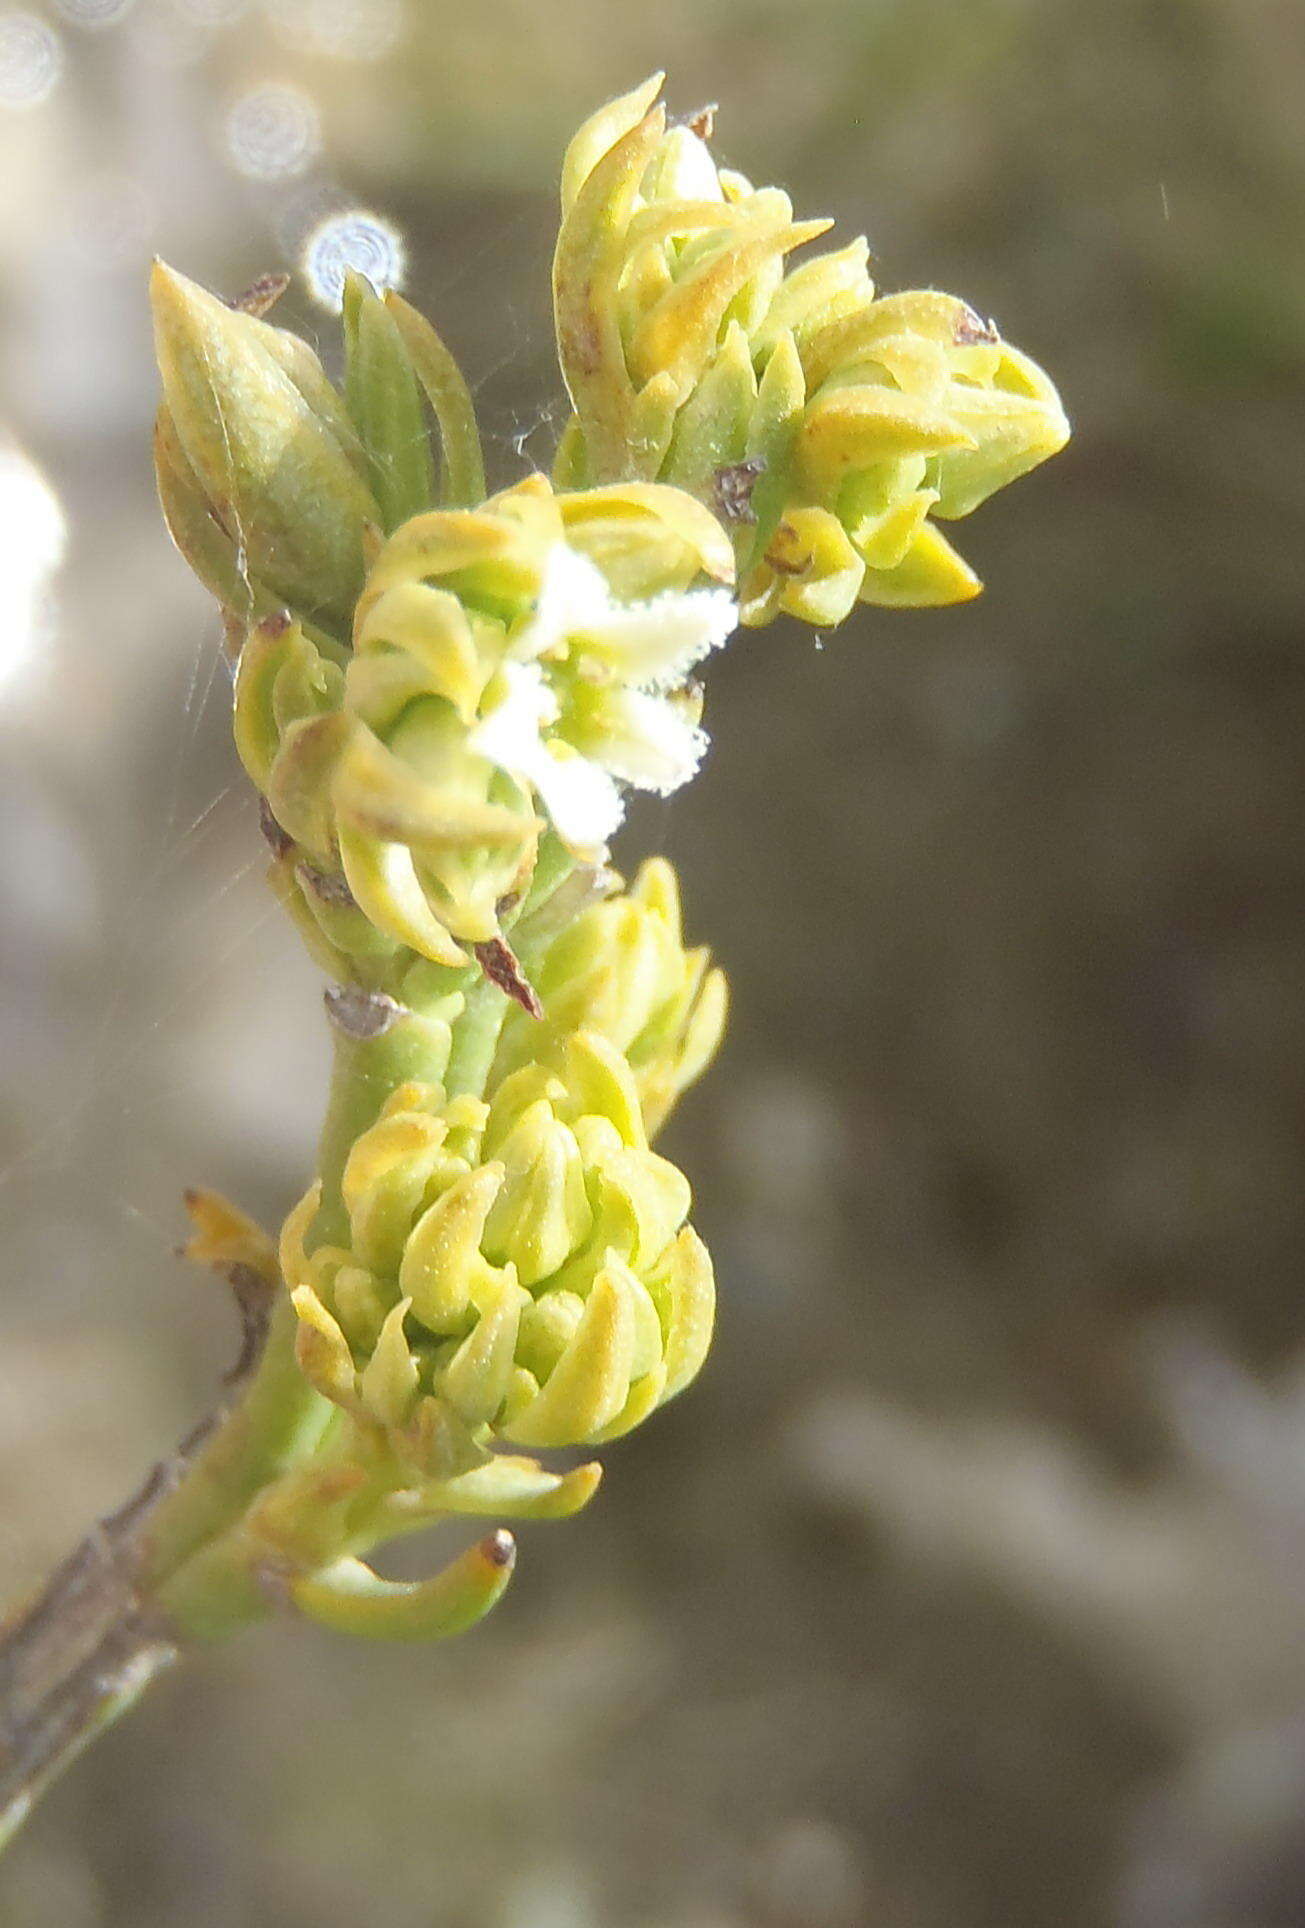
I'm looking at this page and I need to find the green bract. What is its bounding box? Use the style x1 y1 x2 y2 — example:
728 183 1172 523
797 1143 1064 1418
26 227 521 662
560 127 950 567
152 263 380 635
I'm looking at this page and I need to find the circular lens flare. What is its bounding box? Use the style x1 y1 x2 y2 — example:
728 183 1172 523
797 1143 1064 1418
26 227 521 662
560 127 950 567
266 0 403 62
52 0 135 27
302 208 405 311
0 12 62 108
225 82 321 181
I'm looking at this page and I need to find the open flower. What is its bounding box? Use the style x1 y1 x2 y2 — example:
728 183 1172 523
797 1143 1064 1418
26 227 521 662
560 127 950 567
469 540 736 856
231 475 737 965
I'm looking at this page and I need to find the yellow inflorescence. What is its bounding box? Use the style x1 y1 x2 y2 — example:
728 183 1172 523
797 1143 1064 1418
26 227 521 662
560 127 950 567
553 76 1070 626
494 856 727 1138
280 858 722 1484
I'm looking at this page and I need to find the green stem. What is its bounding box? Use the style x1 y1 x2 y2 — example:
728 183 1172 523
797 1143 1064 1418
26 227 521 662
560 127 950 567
0 1306 326 1847
138 1299 333 1590
311 1001 470 1248
0 992 481 1846
443 974 510 1099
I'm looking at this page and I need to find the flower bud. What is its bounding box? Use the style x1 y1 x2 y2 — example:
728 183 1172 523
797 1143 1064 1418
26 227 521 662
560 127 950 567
151 261 380 634
496 856 726 1135
281 1026 714 1468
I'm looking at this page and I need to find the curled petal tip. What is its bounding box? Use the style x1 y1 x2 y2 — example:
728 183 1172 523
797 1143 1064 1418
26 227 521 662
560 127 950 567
290 1538 516 1642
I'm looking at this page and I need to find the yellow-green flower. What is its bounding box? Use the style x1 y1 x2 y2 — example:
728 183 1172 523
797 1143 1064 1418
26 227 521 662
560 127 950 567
233 473 738 966
280 850 722 1487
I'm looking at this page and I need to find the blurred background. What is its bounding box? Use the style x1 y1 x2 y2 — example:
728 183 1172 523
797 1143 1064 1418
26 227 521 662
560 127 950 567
3 1 1305 1923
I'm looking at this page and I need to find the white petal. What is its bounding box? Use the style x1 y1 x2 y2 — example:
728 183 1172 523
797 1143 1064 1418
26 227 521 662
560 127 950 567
469 661 622 856
528 745 625 855
510 544 613 662
511 542 739 692
577 585 738 690
585 688 708 796
467 662 558 773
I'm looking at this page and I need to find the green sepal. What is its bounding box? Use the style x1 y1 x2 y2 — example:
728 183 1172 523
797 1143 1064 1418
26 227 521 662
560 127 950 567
432 1456 602 1520
660 320 757 498
384 290 486 510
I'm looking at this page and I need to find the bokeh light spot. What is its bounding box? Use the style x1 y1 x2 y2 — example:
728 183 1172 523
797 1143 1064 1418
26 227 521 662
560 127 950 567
225 82 322 181
52 0 136 27
302 208 405 311
0 12 62 108
265 0 404 63
0 446 65 695
175 0 248 21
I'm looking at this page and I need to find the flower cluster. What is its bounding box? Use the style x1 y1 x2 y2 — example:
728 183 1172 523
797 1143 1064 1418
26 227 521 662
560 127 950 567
230 470 737 965
493 855 727 1138
285 1032 712 1455
553 75 1070 625
280 860 720 1520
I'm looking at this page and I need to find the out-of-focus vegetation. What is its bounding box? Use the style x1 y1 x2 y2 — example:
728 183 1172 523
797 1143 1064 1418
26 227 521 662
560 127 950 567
2 2 1304 1923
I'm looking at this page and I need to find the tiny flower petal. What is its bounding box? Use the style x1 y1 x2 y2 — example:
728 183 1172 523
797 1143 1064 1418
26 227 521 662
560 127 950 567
511 539 739 691
470 661 624 855
573 584 738 690
573 687 708 796
511 543 613 661
468 661 559 769
528 744 625 854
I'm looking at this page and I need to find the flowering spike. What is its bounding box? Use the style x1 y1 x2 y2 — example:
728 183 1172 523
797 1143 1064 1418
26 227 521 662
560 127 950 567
120 75 1067 1713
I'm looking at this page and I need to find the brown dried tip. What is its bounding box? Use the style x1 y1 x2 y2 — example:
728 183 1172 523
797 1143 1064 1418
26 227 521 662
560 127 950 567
765 521 810 577
228 271 292 318
298 863 357 908
955 306 1000 346
481 1529 516 1569
323 984 405 1039
220 1260 276 1384
681 102 717 139
259 798 294 859
474 936 543 1019
713 455 766 526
